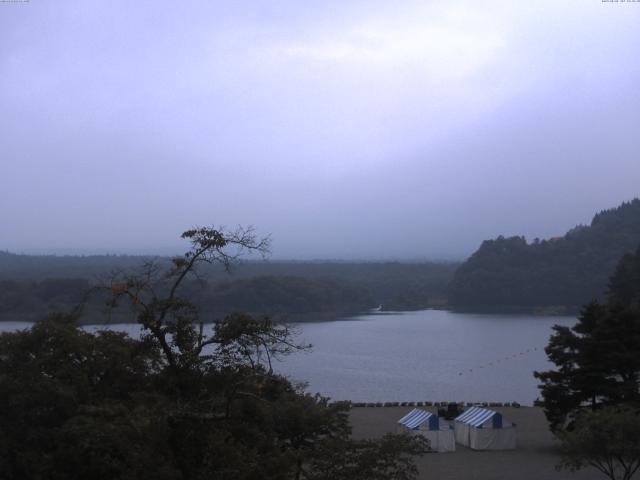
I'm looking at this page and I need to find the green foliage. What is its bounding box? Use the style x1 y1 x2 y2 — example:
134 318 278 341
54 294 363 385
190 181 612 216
608 248 640 310
303 434 429 480
534 303 640 430
0 314 170 480
200 276 374 319
0 260 457 323
450 199 640 309
0 278 90 320
557 406 640 480
0 227 425 480
535 246 640 431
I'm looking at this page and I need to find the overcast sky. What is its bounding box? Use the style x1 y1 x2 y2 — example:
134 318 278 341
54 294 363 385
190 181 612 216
1 0 639 260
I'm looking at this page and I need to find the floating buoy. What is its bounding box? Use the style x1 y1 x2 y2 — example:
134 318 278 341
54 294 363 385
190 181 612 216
456 344 544 377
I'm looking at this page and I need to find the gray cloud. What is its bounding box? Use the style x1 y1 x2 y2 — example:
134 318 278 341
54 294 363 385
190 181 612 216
1 0 639 259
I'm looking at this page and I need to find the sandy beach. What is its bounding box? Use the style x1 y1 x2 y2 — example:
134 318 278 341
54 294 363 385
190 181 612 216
349 406 605 480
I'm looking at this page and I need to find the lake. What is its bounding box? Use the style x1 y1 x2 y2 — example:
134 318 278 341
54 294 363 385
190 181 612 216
0 309 576 406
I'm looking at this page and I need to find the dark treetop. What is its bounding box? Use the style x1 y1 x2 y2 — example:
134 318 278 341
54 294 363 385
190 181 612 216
450 199 640 311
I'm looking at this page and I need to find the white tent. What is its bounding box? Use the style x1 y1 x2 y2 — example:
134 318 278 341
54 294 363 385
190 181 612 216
454 406 516 450
397 408 455 453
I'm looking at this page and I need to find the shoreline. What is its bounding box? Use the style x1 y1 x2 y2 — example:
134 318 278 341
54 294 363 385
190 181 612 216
348 400 524 408
349 405 602 480
0 304 578 326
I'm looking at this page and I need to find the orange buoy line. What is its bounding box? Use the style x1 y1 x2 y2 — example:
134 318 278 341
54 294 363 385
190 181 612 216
456 346 542 376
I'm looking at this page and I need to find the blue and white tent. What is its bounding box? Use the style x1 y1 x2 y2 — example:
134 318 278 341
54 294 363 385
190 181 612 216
454 407 516 450
397 409 455 452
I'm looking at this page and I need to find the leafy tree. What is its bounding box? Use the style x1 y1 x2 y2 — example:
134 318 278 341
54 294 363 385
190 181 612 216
534 246 640 431
0 226 426 480
609 248 640 310
304 434 429 480
102 226 271 372
0 313 171 480
0 250 457 323
557 406 640 480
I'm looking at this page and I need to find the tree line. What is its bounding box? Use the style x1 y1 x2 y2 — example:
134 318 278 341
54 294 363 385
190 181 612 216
450 199 640 310
0 227 427 480
0 253 457 323
536 245 640 480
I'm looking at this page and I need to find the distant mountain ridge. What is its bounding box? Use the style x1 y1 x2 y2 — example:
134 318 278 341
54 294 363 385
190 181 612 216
449 199 640 311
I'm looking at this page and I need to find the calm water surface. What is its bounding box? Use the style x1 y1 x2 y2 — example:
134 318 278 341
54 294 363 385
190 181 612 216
0 310 576 405
275 310 576 405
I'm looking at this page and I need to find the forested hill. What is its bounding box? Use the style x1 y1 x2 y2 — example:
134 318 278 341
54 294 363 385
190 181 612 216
449 199 640 311
0 254 457 323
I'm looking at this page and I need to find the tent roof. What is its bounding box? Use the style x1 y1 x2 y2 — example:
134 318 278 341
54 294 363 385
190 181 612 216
455 407 499 427
398 408 433 429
